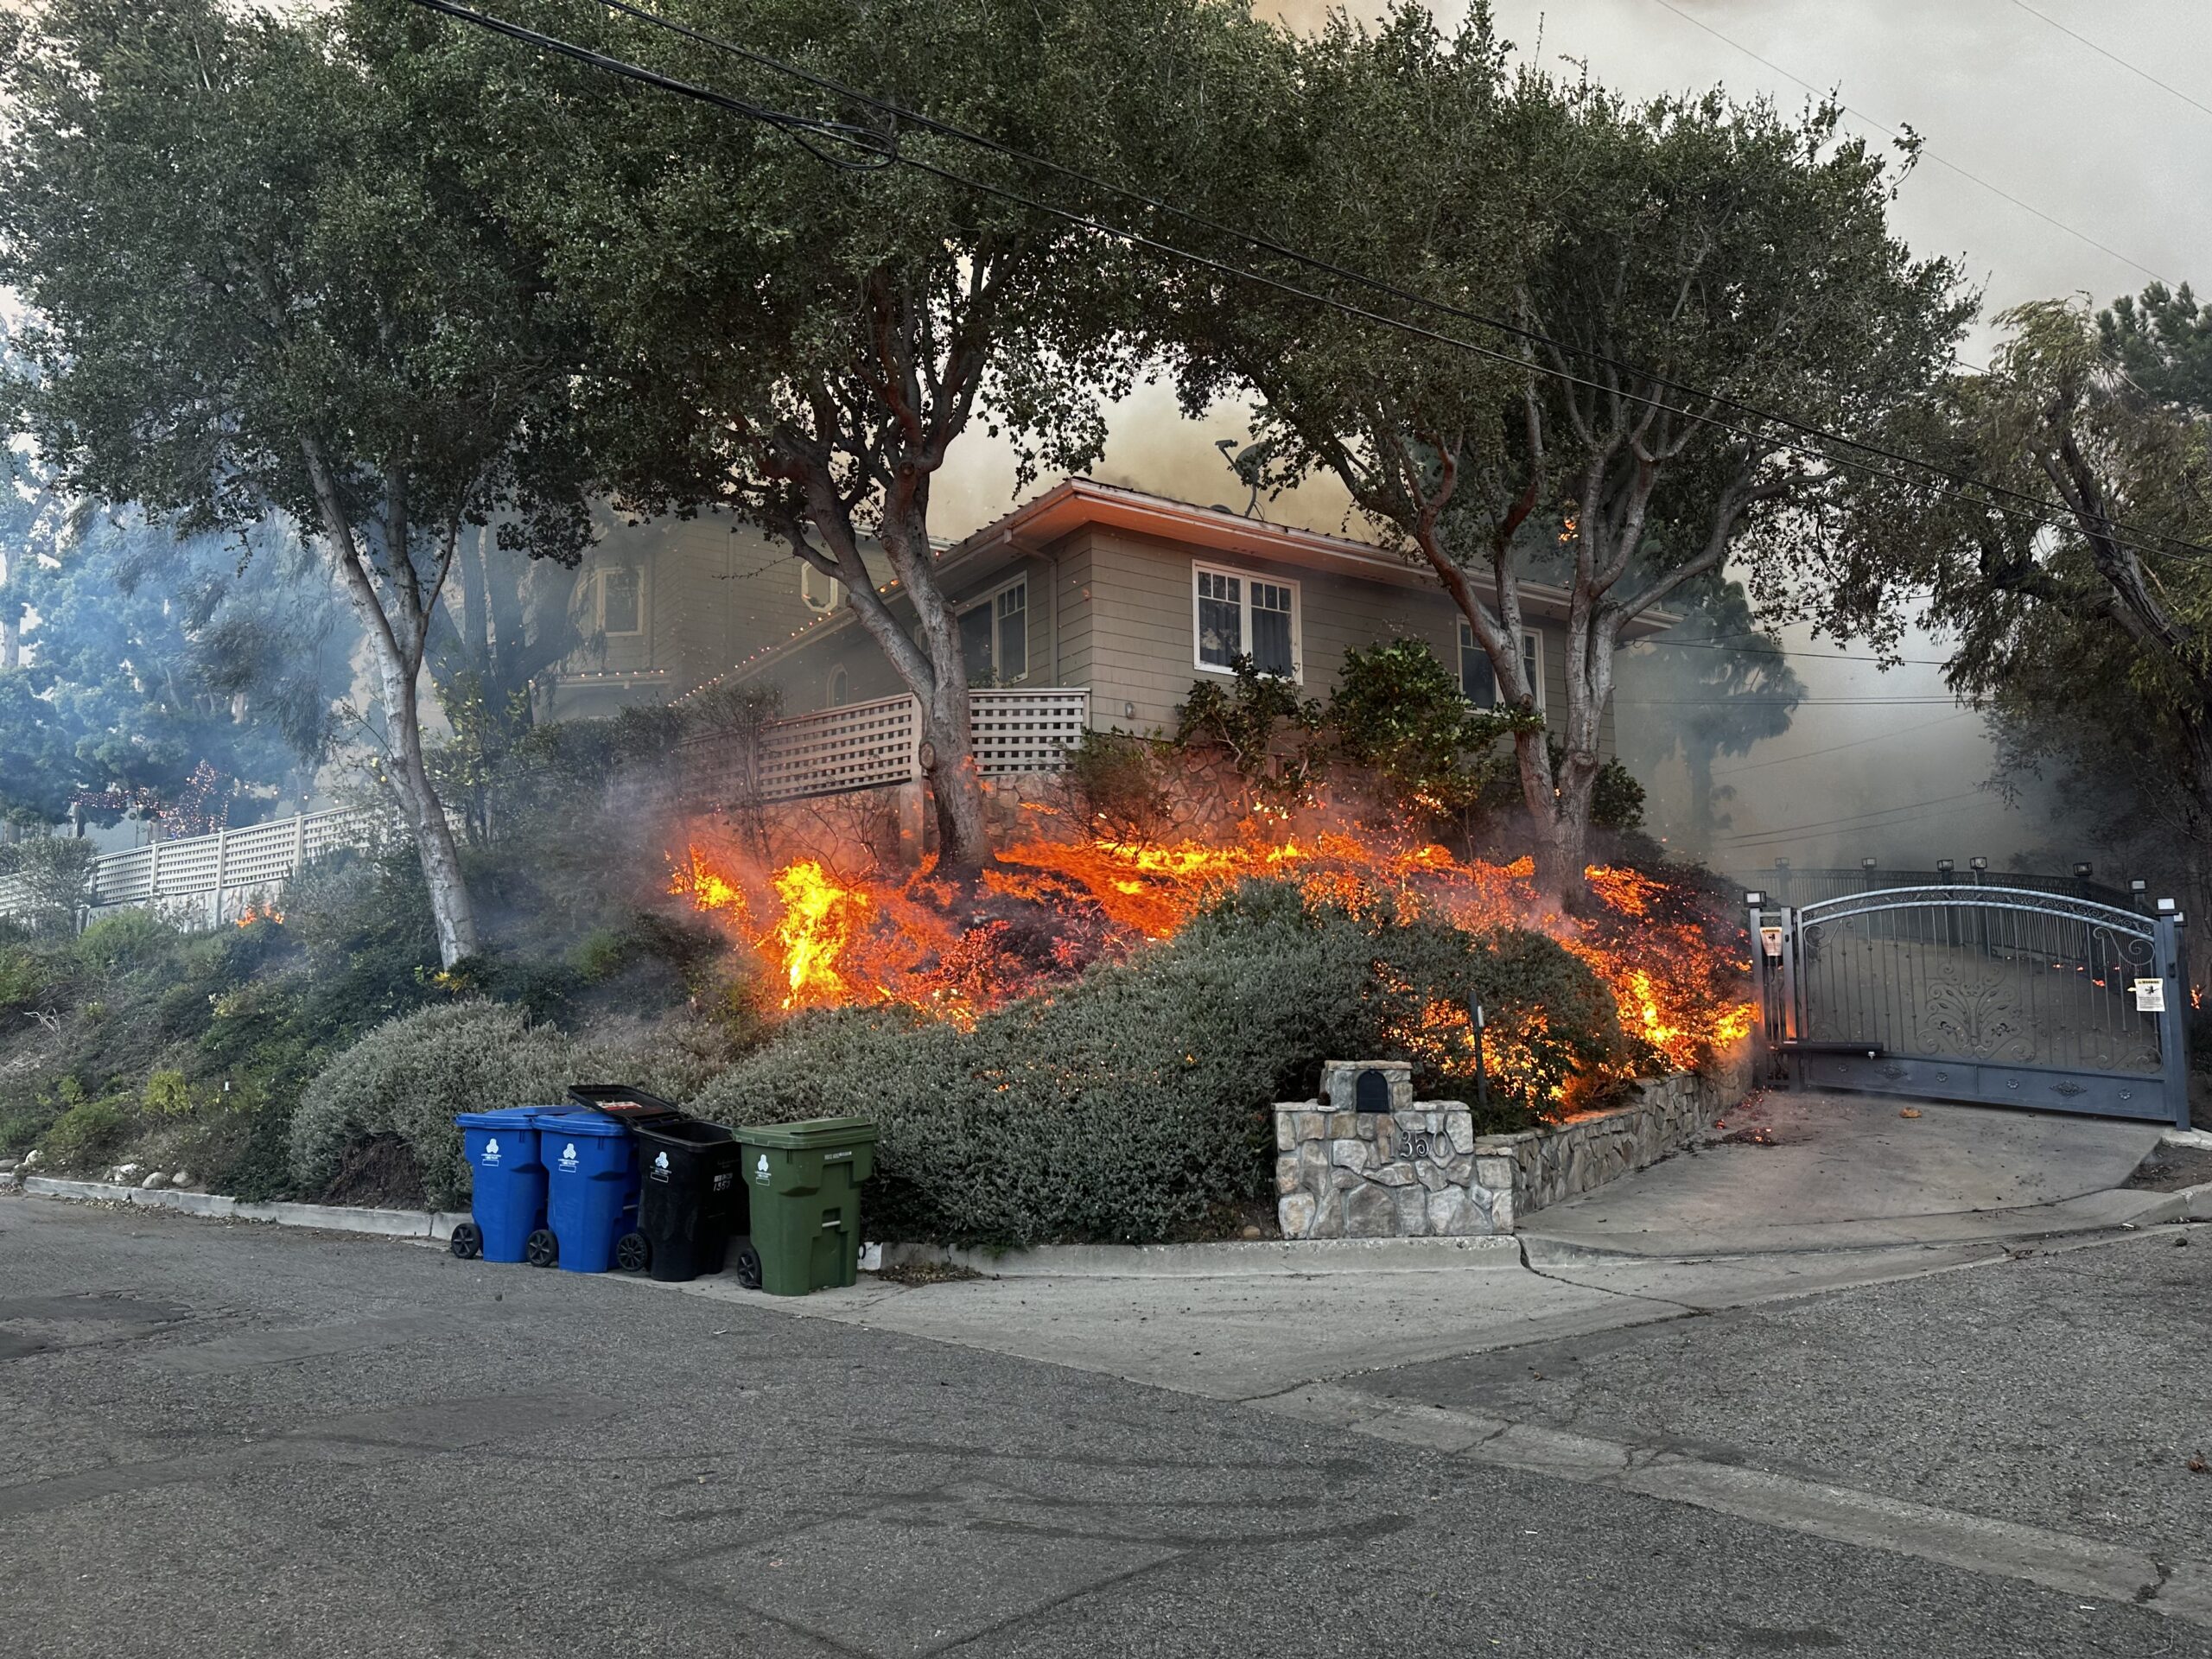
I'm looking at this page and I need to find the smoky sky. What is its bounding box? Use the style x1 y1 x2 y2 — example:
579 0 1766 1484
933 0 2212 874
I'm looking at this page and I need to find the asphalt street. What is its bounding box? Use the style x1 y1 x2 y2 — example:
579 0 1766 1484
3 1188 2208 1659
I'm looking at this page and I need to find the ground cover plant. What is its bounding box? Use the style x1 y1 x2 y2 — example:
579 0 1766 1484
689 880 1641 1248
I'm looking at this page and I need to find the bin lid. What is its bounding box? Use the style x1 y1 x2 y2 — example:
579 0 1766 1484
631 1118 738 1149
566 1084 687 1125
456 1106 553 1130
527 1105 628 1138
739 1116 879 1150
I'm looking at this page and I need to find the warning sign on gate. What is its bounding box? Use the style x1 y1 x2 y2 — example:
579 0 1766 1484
1758 926 1785 960
2133 978 2166 1013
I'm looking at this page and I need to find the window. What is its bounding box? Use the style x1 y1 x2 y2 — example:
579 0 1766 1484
828 665 849 708
799 563 842 613
597 566 643 636
957 577 1027 686
1459 621 1542 709
1192 563 1300 679
995 582 1027 682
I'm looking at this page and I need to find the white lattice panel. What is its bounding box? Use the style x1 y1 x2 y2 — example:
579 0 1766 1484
754 695 921 802
971 690 1089 776
90 846 155 906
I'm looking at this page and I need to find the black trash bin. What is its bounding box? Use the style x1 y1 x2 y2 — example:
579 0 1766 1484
626 1117 747 1282
566 1085 745 1283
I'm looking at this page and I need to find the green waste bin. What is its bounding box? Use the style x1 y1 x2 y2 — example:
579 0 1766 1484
736 1117 878 1295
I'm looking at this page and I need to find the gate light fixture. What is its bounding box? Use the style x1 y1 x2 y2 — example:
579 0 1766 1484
1936 859 1954 875
2074 862 2094 880
1969 856 1989 872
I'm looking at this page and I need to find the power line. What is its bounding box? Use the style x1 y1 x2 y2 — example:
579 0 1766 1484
1715 787 1989 845
2006 0 2212 124
578 0 2202 562
1709 711 1979 776
1642 0 2172 286
1634 636 1955 667
408 0 2205 570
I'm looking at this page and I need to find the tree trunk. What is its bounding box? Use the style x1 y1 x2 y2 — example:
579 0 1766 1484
1 546 18 671
1683 743 1719 851
374 640 480 967
302 443 480 967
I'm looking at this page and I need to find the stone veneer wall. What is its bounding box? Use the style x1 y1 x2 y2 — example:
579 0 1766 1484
1275 1042 1754 1240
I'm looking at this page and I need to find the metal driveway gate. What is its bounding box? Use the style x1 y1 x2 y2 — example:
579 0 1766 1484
1747 884 2191 1127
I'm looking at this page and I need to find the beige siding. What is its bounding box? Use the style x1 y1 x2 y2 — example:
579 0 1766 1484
733 522 1623 765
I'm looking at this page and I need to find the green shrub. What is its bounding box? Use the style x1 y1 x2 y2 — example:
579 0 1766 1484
690 881 1631 1248
289 1000 575 1206
0 837 93 937
143 1069 194 1116
41 1096 130 1168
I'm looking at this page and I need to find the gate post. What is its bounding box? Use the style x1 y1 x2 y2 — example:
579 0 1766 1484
1777 904 1802 1089
1745 893 1774 1084
2155 907 2191 1128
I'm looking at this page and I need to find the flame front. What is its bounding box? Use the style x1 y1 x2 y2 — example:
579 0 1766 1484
669 824 1754 1078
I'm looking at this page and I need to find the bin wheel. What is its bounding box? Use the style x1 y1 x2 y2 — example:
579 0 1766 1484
615 1230 651 1274
734 1243 763 1291
524 1228 559 1268
448 1222 481 1261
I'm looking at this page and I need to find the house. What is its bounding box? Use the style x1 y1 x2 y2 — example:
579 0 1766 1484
721 478 1668 750
536 510 891 721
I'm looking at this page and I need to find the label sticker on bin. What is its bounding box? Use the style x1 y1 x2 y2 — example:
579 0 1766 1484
754 1154 770 1182
560 1142 579 1171
650 1150 671 1182
481 1137 501 1166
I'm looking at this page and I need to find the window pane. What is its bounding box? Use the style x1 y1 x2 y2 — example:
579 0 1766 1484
995 583 1027 681
960 604 994 683
1250 582 1294 677
800 564 839 613
1459 622 1496 706
601 567 641 634
1522 631 1541 702
1196 570 1241 666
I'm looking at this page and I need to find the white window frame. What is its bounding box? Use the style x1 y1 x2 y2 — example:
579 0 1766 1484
1192 560 1302 682
957 575 1030 685
594 564 646 637
799 563 842 613
1459 620 1544 710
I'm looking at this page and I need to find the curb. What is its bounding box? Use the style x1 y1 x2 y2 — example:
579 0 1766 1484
877 1234 1522 1278
10 1175 1525 1274
15 1174 472 1242
1519 1179 2212 1266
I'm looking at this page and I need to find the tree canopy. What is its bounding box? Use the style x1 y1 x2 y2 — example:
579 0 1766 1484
0 0 601 963
1147 4 1969 895
430 0 1255 870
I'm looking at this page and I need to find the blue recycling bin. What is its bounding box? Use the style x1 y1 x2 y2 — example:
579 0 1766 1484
534 1109 639 1274
452 1106 550 1263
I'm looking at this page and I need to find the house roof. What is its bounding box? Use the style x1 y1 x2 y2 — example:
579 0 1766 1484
709 477 1678 691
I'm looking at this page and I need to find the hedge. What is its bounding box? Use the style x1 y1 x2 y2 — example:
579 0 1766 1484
690 881 1631 1248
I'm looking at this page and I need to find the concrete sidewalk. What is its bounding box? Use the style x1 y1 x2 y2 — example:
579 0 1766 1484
1521 1089 2183 1260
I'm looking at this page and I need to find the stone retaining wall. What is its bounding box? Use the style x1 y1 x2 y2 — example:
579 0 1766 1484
1275 1042 1754 1240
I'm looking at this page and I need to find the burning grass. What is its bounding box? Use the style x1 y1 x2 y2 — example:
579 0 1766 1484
667 816 1752 1094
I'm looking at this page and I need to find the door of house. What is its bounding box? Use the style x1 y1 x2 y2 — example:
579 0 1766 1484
1748 884 2191 1126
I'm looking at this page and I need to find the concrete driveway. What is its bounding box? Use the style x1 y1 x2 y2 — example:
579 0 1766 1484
1522 1088 2172 1260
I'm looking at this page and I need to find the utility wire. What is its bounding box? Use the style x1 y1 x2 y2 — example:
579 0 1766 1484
1634 636 1955 667
1709 712 1979 775
2005 0 2212 124
406 0 2206 570
576 0 2201 562
1642 0 2172 286
1715 787 1989 844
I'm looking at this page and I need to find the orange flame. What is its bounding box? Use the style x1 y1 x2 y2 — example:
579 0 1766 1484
668 827 1753 1076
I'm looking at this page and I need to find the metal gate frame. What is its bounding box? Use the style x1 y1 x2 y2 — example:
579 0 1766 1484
1746 884 2191 1128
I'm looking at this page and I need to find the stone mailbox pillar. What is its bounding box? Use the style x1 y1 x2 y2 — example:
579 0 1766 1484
1274 1059 1503 1238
